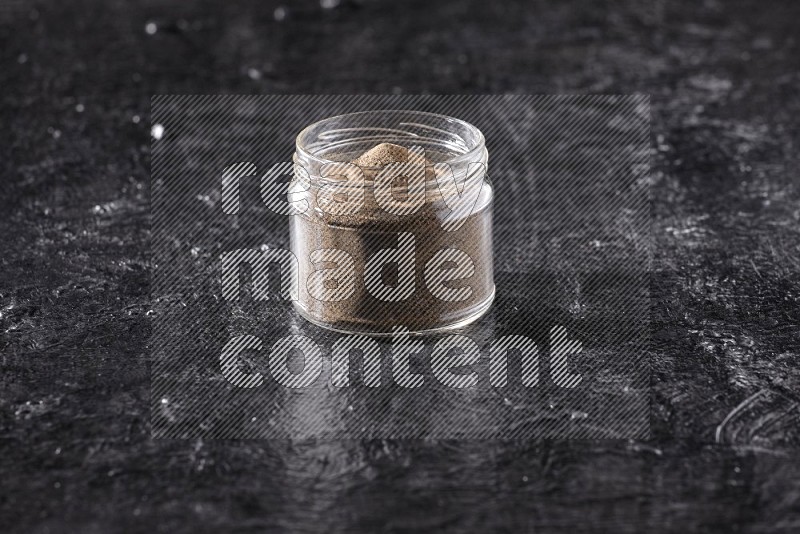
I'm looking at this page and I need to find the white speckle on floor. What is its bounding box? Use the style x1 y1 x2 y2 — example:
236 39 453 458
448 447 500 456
151 124 165 140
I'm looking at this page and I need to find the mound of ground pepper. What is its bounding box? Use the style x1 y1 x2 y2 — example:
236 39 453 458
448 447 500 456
291 142 494 334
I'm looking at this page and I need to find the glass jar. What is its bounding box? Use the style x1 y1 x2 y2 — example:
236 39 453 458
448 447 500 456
290 110 493 335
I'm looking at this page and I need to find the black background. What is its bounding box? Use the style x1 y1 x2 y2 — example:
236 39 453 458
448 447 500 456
2 0 799 532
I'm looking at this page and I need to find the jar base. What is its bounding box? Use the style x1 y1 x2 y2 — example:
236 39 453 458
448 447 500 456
292 286 495 338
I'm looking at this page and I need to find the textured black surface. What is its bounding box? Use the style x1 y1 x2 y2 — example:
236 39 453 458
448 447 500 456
2 0 799 532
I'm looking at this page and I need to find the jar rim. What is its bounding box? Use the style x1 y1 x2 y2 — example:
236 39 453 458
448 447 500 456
295 109 486 170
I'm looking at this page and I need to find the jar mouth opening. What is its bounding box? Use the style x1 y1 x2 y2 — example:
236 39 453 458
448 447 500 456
295 110 486 170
